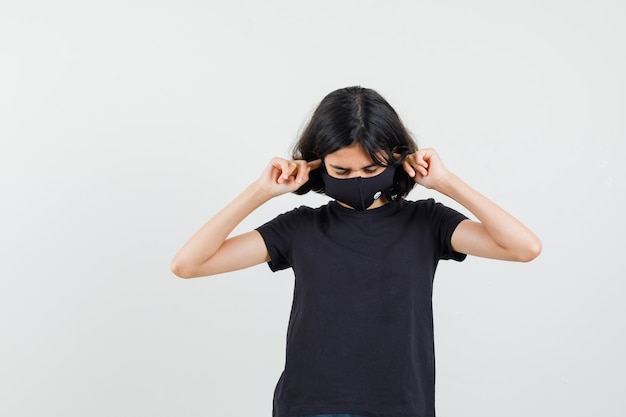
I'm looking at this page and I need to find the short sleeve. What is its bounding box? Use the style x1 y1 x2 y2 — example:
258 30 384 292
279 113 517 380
426 199 468 261
255 207 304 272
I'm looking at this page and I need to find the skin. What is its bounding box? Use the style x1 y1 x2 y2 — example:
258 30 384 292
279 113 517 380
170 144 542 278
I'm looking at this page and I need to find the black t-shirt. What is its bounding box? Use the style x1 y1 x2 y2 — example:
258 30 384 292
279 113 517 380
256 199 467 417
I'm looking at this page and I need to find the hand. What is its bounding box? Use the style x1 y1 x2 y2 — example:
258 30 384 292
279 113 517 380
256 157 321 197
402 148 450 190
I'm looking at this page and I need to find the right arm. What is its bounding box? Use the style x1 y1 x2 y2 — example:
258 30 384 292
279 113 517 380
170 158 320 278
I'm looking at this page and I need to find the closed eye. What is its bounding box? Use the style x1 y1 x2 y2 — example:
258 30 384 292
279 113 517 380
327 162 383 176
332 167 381 176
333 169 350 176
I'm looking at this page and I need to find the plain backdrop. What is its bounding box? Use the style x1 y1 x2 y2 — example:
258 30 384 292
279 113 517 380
1 1 624 416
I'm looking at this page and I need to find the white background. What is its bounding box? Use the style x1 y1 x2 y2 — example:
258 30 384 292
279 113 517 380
1 1 624 416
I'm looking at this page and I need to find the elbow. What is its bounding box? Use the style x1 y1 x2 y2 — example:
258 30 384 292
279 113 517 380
516 238 542 262
170 259 195 279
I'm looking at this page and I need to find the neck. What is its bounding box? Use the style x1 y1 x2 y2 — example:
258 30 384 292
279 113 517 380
337 196 390 210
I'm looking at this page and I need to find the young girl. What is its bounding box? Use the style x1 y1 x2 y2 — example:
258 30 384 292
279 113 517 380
171 86 541 417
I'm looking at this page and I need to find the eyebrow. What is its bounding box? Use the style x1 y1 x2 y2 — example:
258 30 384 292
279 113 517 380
328 162 379 171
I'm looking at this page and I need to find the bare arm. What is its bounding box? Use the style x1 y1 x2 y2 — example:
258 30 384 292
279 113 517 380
170 158 321 278
403 149 542 262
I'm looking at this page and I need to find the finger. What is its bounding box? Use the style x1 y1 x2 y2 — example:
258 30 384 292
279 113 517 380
293 161 309 184
402 159 416 177
284 161 298 181
307 159 322 170
403 153 427 176
406 155 429 177
290 159 321 184
415 150 429 168
271 159 295 183
416 159 429 176
410 152 428 176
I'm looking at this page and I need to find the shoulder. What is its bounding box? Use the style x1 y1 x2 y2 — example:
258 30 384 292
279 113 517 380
402 197 462 212
397 197 451 214
255 204 331 253
275 203 329 219
401 197 436 208
257 203 330 230
398 198 468 227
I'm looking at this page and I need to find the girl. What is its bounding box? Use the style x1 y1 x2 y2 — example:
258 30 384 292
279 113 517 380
171 86 541 417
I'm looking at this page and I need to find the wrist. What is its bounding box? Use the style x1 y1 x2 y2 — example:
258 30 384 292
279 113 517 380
249 181 275 202
432 171 461 196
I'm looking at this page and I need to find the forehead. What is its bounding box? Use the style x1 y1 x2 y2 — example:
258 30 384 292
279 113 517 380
324 144 375 167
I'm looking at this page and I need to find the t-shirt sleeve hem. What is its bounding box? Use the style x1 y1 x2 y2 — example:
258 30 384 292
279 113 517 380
255 225 292 272
448 217 468 262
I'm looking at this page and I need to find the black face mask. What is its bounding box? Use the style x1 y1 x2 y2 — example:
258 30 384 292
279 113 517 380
321 165 397 211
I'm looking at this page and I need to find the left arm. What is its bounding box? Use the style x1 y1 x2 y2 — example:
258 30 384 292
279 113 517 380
403 149 542 262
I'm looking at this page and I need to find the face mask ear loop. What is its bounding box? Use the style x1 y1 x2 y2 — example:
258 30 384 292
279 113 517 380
386 152 405 202
392 145 410 167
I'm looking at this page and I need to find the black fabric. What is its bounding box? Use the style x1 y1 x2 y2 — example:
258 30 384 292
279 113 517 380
256 199 467 417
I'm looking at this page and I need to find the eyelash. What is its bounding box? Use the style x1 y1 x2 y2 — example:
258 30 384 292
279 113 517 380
336 168 379 175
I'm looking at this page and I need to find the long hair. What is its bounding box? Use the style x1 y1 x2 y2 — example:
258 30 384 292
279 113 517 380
292 86 418 200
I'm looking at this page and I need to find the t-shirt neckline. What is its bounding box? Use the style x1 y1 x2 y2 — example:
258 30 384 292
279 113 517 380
328 199 403 217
